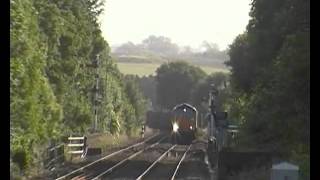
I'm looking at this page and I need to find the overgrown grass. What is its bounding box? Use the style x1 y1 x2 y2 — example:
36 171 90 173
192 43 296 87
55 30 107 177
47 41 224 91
86 133 140 153
116 62 229 77
63 133 141 163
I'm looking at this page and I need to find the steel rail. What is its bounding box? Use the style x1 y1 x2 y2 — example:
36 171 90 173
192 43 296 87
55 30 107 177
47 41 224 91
55 133 159 180
136 144 177 180
170 144 192 180
91 136 167 180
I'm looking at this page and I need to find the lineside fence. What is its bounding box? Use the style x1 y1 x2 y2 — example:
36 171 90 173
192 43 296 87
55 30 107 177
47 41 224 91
67 136 87 160
43 136 87 170
44 143 65 171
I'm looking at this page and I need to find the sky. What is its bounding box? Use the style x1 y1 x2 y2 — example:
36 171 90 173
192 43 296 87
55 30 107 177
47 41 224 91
99 0 252 50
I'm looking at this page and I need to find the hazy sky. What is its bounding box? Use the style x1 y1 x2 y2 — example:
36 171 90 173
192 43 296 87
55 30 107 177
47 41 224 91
99 0 251 50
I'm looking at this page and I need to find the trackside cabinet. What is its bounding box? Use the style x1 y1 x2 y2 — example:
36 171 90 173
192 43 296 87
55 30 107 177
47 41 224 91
271 162 299 180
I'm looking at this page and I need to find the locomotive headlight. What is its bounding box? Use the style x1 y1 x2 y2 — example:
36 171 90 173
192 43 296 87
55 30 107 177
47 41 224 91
173 122 179 132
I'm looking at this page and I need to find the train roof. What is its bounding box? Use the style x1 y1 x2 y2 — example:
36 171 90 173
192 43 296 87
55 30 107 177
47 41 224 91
172 103 197 112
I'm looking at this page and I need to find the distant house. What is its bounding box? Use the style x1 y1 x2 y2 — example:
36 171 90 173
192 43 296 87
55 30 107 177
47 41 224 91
271 161 299 180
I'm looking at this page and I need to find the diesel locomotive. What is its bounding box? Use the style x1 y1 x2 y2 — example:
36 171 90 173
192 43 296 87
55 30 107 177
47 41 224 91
171 103 198 144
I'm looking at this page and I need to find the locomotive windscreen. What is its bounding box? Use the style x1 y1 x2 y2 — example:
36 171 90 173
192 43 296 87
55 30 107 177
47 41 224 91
172 109 195 120
172 103 197 122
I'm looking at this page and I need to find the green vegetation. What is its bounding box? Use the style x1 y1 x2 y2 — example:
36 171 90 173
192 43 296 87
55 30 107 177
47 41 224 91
199 65 229 75
226 0 309 179
192 72 230 114
86 133 140 152
10 0 309 179
10 0 146 177
155 61 206 110
117 63 159 76
153 61 230 112
117 62 228 77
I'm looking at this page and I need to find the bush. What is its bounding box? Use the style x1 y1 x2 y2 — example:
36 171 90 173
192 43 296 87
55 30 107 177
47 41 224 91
10 159 22 180
12 149 29 171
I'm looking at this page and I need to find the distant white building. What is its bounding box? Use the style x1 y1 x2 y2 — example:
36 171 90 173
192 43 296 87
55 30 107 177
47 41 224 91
271 161 299 180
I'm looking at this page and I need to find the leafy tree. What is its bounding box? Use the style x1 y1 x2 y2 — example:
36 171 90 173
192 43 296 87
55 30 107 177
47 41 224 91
155 61 206 110
10 0 62 172
138 75 157 110
10 0 148 175
142 35 179 56
123 75 147 129
114 42 139 55
192 72 229 114
226 0 309 178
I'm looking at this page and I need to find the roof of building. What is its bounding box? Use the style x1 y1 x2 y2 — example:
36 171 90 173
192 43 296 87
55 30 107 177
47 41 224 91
272 162 299 170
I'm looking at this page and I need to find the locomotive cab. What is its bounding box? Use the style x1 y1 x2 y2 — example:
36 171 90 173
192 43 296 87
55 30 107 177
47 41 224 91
171 103 198 144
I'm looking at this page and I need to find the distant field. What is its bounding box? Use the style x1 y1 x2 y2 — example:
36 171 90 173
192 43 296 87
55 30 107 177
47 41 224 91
116 62 229 77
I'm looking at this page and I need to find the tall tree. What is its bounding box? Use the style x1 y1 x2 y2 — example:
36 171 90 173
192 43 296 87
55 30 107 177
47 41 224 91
155 61 206 110
10 0 147 176
10 0 63 172
142 35 179 56
192 72 229 114
226 0 309 178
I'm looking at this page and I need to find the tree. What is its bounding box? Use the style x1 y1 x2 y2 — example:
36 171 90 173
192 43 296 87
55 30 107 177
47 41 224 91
142 35 179 56
226 0 309 178
10 0 62 171
138 75 157 110
155 61 206 110
113 41 141 55
191 72 229 114
123 75 147 134
10 0 148 175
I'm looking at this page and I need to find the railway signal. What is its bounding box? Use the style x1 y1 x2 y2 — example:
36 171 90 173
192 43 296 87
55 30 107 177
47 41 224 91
207 84 218 143
207 83 228 152
92 54 100 132
141 125 145 138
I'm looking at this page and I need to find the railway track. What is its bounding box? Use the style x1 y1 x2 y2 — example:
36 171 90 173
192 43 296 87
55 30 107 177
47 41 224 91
90 137 169 180
55 133 165 180
137 144 192 180
93 143 192 180
56 135 211 180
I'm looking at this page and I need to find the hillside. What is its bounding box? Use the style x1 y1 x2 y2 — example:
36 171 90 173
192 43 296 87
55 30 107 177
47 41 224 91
110 36 229 69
